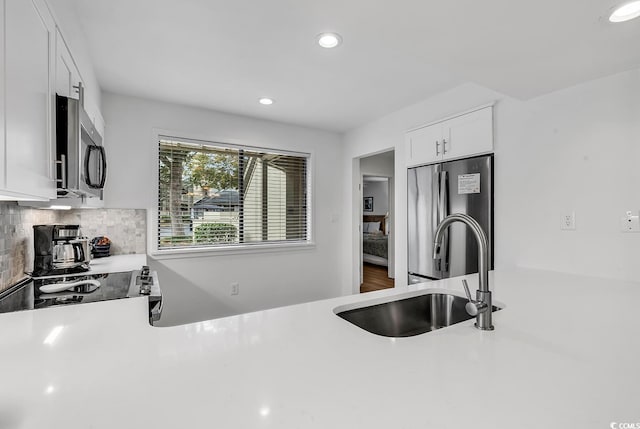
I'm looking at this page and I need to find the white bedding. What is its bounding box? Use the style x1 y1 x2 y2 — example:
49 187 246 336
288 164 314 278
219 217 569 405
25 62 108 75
363 253 388 267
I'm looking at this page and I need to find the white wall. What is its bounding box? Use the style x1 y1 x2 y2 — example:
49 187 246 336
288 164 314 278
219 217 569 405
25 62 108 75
361 151 394 177
363 181 388 216
102 93 344 326
342 69 640 294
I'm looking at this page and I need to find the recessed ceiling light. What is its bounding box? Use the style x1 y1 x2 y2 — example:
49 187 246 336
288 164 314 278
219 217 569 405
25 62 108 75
317 32 342 49
259 97 274 105
609 0 640 22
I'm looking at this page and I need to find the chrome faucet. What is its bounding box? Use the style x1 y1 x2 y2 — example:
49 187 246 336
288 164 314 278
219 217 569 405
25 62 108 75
433 213 494 330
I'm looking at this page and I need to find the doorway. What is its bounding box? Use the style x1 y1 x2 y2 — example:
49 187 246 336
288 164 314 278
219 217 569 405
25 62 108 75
358 150 395 293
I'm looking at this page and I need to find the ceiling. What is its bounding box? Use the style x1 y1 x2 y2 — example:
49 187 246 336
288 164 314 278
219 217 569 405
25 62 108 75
66 0 640 132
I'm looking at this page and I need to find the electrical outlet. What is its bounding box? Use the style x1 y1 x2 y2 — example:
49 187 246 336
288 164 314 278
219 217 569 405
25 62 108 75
231 282 240 295
621 211 640 233
561 212 576 230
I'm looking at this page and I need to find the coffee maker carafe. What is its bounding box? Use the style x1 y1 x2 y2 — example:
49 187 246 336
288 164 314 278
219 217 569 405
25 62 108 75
33 225 91 277
52 240 86 269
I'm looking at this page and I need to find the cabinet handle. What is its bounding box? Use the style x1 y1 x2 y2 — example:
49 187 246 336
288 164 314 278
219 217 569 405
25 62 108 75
435 140 440 156
443 138 447 154
55 154 67 189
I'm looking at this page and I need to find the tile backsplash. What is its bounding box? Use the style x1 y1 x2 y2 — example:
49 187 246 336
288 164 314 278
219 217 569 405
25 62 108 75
58 209 146 256
0 202 146 292
0 203 57 291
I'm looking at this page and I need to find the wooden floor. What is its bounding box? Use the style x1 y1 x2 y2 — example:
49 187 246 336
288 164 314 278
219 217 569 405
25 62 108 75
360 263 394 293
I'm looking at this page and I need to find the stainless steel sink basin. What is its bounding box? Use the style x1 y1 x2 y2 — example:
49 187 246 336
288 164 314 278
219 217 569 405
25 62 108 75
336 293 501 337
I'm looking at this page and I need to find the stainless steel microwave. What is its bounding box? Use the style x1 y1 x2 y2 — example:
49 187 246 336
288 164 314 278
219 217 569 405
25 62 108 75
55 92 106 199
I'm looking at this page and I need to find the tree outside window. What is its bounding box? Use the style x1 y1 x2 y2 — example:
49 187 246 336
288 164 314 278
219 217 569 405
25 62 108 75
158 138 309 250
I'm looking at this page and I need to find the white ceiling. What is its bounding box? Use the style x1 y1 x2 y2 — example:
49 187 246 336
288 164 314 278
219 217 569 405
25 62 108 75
67 0 640 132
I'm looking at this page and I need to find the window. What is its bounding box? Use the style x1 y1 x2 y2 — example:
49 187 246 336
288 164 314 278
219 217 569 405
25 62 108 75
157 136 310 251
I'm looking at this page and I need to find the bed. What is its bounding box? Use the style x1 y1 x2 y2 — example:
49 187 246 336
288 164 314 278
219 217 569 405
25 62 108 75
362 215 389 267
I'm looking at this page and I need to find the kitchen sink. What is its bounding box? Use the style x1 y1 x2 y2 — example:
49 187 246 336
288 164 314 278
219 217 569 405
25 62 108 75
336 292 501 337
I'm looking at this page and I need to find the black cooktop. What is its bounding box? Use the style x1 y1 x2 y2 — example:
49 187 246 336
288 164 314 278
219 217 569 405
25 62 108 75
31 264 90 278
0 271 133 314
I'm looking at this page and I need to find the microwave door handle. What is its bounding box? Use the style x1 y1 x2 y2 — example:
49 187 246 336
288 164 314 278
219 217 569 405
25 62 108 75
97 146 107 188
84 145 107 189
84 145 94 187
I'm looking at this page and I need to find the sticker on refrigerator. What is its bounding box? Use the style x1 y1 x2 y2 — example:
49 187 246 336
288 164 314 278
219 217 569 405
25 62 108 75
458 173 480 194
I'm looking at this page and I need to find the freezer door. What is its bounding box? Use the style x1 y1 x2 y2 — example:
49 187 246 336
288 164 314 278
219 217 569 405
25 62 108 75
408 164 443 279
442 155 493 277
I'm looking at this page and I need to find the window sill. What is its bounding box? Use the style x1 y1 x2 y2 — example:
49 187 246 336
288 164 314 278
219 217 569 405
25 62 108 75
149 241 316 260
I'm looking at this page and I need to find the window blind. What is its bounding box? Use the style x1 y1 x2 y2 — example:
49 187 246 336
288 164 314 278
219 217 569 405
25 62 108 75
158 137 310 250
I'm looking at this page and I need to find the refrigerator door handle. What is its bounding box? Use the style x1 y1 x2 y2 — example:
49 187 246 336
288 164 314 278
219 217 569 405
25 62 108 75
432 168 440 226
438 171 446 224
439 170 450 273
433 167 442 273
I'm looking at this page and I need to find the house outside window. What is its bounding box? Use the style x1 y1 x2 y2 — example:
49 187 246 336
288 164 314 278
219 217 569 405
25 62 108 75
157 136 310 250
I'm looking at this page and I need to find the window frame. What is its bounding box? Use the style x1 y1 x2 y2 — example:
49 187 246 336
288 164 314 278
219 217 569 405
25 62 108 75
150 130 315 258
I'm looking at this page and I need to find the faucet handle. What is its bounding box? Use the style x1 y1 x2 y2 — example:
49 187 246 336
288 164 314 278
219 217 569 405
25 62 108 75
462 279 487 317
462 279 473 301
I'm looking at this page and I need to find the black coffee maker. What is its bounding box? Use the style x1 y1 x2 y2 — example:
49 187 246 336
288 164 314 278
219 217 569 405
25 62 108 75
33 225 90 277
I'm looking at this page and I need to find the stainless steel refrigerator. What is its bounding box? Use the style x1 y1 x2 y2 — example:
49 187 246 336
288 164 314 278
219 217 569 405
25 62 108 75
408 154 493 283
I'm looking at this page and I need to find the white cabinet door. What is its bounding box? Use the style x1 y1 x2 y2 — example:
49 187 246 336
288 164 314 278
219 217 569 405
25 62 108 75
55 28 81 99
405 122 444 167
4 0 55 200
0 1 5 192
442 106 493 161
93 111 106 140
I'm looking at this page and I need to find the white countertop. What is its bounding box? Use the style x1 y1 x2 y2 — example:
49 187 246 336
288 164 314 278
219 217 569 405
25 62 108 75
0 268 638 428
86 253 147 274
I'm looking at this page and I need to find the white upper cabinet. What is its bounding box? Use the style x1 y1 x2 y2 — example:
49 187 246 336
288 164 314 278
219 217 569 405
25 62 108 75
0 0 105 201
55 28 82 99
406 105 494 167
92 110 106 139
54 27 105 139
405 120 444 166
443 106 493 161
2 0 56 200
